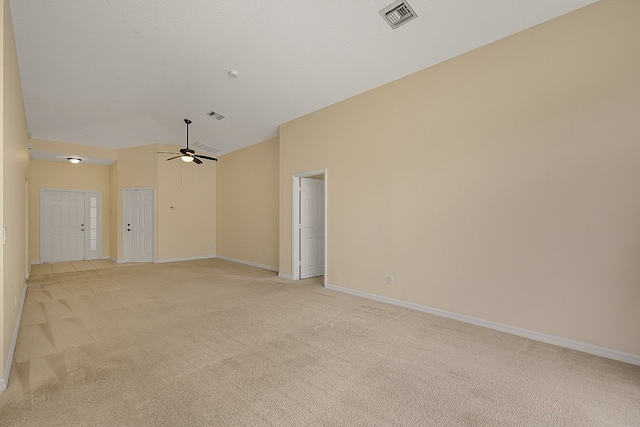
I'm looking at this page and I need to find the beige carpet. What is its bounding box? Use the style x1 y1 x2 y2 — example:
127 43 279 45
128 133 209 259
1 259 639 426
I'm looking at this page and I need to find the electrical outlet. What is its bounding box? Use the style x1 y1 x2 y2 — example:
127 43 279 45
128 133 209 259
387 275 393 285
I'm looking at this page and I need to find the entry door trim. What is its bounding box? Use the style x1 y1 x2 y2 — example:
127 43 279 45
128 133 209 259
40 189 103 263
291 169 327 285
122 187 156 263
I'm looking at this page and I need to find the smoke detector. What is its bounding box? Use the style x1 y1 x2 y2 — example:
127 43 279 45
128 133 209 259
380 0 418 29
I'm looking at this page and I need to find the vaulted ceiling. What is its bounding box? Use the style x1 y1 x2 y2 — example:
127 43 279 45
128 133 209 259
10 0 597 155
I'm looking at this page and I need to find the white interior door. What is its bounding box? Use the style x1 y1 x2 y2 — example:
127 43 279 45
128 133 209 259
124 188 154 262
300 178 325 278
42 190 85 262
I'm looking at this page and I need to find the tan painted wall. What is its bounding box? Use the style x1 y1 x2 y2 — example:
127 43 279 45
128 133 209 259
28 142 217 264
29 159 110 263
217 138 279 269
25 142 217 264
279 0 640 355
116 144 158 188
1 0 30 383
114 144 158 261
156 144 216 261
112 144 216 262
109 162 117 261
29 138 117 162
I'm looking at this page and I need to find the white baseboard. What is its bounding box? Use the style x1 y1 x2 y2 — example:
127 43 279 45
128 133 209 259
325 283 640 367
278 273 293 280
155 255 216 264
1 283 28 392
109 257 124 264
31 260 41 265
215 256 278 272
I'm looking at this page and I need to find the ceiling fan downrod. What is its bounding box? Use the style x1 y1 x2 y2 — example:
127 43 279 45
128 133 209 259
184 118 192 150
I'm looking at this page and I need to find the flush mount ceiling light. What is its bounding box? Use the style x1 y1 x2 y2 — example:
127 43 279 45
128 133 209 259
67 157 81 164
228 70 239 78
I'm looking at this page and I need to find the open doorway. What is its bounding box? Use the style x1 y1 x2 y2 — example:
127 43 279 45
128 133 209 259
292 169 327 285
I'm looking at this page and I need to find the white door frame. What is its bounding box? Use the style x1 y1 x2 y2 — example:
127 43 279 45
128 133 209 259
40 189 103 263
122 187 156 263
292 169 327 285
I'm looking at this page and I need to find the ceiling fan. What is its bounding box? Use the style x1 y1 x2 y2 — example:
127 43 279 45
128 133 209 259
158 119 218 164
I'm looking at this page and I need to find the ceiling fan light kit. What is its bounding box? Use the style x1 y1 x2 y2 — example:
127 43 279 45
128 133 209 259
67 157 81 164
158 119 218 165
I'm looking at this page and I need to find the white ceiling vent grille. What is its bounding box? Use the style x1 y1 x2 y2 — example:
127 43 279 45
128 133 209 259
207 111 225 120
192 141 221 155
379 0 418 29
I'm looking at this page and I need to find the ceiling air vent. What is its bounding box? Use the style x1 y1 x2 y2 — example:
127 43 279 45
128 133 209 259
192 141 221 155
207 111 225 120
379 0 418 29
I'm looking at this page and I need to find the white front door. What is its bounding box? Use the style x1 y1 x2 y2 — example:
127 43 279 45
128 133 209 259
300 178 325 278
124 188 154 262
42 190 85 262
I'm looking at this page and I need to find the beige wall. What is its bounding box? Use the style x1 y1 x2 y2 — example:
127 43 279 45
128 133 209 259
217 138 279 269
29 138 118 162
112 144 216 263
116 144 158 189
29 159 110 263
26 142 217 265
279 0 640 355
109 162 117 260
114 144 158 261
156 144 216 261
1 0 30 385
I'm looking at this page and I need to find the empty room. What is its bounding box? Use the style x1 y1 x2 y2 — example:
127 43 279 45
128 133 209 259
1 0 639 425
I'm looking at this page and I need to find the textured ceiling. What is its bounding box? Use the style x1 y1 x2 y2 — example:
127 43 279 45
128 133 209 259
10 0 597 156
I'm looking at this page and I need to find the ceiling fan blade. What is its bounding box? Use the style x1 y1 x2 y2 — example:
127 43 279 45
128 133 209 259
157 151 180 155
194 154 218 161
193 157 203 164
165 156 181 161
